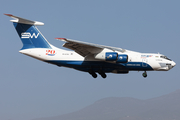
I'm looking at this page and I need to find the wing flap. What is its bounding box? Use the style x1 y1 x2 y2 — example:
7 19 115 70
55 38 125 57
63 42 92 56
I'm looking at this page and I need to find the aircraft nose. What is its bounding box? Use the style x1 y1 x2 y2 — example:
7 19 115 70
166 61 176 70
172 61 176 67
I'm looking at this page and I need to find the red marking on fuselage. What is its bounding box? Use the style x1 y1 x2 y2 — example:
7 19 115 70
46 50 55 55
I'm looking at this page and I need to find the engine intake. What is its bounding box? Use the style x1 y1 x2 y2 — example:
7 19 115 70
94 48 128 62
95 51 128 63
116 54 128 63
95 52 118 61
105 52 118 61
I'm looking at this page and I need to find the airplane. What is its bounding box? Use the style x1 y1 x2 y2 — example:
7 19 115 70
5 14 176 78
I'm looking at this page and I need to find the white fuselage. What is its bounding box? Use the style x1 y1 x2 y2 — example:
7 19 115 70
19 46 176 72
6 13 176 78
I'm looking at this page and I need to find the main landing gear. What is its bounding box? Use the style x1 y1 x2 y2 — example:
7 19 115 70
88 71 97 78
98 71 107 78
142 71 147 78
88 71 107 78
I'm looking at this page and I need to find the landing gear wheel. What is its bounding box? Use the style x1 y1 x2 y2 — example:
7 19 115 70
92 73 97 78
142 71 147 78
98 71 107 78
89 71 98 78
101 73 107 78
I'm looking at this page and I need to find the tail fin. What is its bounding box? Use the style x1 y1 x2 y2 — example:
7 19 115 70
5 14 51 50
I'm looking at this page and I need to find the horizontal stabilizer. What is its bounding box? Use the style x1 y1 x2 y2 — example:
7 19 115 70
4 14 44 26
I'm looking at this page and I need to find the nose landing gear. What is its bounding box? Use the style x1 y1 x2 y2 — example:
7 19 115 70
142 71 147 78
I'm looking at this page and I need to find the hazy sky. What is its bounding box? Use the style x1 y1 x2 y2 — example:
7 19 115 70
1 0 180 120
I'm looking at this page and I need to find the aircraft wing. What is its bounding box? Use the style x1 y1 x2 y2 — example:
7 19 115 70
55 38 125 57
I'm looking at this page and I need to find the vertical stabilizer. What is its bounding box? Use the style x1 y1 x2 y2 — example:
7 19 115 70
5 14 51 50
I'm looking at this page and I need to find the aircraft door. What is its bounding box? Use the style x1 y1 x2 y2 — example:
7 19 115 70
142 59 148 67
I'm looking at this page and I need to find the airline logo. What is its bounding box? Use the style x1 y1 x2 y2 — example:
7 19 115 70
141 55 152 58
21 32 39 39
107 54 112 59
119 56 123 59
46 50 56 56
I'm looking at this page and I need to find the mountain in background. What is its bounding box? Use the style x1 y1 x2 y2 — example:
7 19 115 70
33 89 180 120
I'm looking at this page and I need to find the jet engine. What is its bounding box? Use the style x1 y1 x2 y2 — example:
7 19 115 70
116 54 128 63
94 49 128 63
95 52 118 61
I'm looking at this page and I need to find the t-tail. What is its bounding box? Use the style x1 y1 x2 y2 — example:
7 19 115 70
5 14 51 50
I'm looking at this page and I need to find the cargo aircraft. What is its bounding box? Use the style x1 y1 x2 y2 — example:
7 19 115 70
5 14 176 78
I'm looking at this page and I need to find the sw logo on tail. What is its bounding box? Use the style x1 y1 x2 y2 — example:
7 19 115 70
5 14 176 78
21 32 39 39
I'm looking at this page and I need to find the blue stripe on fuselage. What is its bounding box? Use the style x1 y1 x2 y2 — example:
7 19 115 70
45 60 153 72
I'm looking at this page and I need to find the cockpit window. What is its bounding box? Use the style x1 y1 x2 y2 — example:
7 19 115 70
160 56 172 61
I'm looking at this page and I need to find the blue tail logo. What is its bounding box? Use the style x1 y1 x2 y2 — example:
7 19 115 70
21 32 39 39
13 22 51 50
4 14 51 50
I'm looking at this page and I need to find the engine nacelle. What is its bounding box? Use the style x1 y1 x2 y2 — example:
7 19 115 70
94 48 128 62
105 52 118 61
95 52 118 61
116 54 128 63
